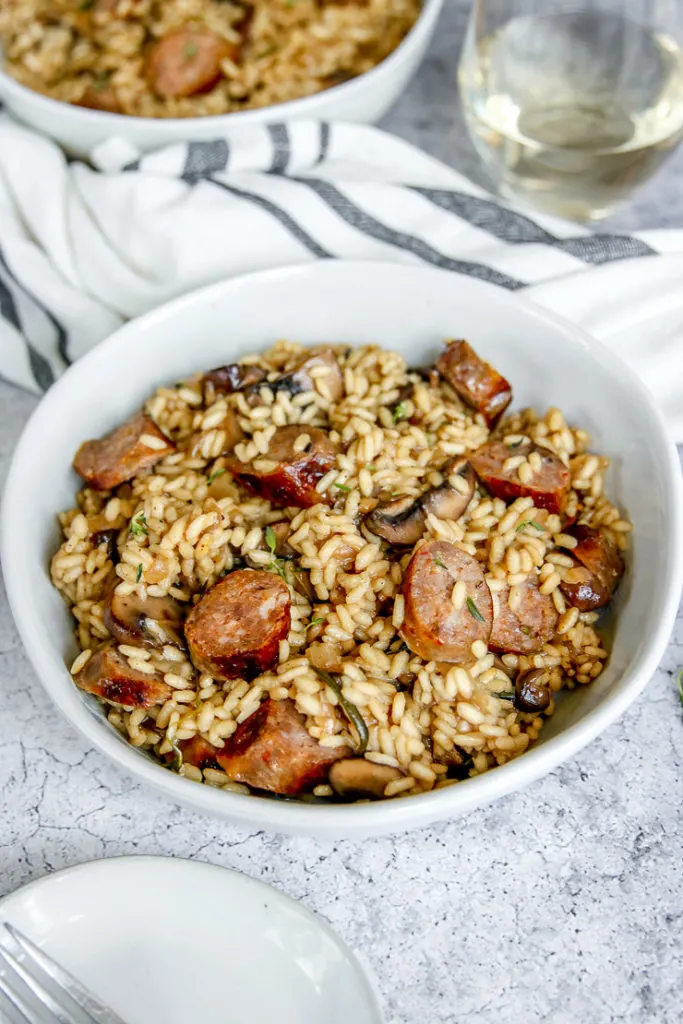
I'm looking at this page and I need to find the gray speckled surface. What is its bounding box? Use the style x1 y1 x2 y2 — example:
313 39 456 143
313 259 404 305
2 3 683 1021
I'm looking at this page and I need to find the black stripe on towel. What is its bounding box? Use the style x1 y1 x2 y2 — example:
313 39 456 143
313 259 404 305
315 123 331 166
0 247 71 369
0 254 56 391
209 179 332 259
182 140 230 182
267 124 290 174
412 187 655 264
294 178 524 289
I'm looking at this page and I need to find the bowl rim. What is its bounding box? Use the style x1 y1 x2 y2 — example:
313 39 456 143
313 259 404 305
0 0 443 130
3 260 682 836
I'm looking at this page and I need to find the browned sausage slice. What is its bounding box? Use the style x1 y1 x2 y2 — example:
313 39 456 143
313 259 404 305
146 29 238 100
471 441 570 514
560 525 625 611
436 340 512 427
178 735 222 770
185 569 290 680
400 541 493 663
104 590 185 648
73 411 175 490
203 363 267 403
217 698 348 795
489 577 558 654
78 80 121 113
225 425 337 508
76 643 172 708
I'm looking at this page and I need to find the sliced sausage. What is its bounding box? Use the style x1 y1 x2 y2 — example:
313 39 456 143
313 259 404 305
367 458 475 546
489 576 558 654
328 759 402 800
471 440 570 514
400 541 493 663
560 525 625 611
225 425 337 508
436 339 512 427
78 81 121 113
104 590 185 649
178 735 222 771
216 698 348 795
73 411 176 491
514 668 551 713
184 569 290 680
263 348 343 403
146 29 238 100
76 643 172 708
203 363 267 403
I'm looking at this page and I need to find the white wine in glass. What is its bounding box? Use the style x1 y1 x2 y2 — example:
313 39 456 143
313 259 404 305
459 0 683 220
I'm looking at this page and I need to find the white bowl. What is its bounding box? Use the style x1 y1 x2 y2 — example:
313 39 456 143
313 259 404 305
3 261 682 839
0 0 443 158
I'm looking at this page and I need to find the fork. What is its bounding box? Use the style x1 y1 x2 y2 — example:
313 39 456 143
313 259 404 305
0 923 127 1023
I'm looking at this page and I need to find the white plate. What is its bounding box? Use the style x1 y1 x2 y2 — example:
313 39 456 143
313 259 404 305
0 857 382 1024
2 261 682 838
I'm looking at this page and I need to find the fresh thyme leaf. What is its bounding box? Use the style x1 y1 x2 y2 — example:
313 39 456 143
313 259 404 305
265 525 277 554
677 669 683 707
311 666 369 754
364 464 378 472
136 563 143 583
434 556 447 569
467 596 485 623
166 742 183 773
520 625 532 635
207 467 226 485
334 483 351 493
497 690 516 702
257 44 277 58
516 520 546 533
129 510 148 538
183 42 198 60
507 439 525 449
307 617 324 630
392 401 408 423
79 0 94 9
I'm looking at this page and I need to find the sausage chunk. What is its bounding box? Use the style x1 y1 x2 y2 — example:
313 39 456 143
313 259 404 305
367 458 476 546
146 29 238 100
400 541 493 663
76 643 172 708
203 363 267 403
78 81 121 113
489 577 558 654
560 525 625 611
226 425 337 508
471 441 570 514
217 698 347 795
436 339 512 427
178 735 222 771
73 412 175 491
185 569 290 680
104 590 185 649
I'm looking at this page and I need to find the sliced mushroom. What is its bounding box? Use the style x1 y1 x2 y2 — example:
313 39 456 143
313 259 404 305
328 759 402 800
104 590 185 649
514 668 551 713
268 520 296 558
260 348 343 402
366 458 475 546
202 363 267 403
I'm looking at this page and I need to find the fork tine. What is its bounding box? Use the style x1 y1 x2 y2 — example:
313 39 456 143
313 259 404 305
0 954 55 1024
0 943 77 1024
3 926 126 1024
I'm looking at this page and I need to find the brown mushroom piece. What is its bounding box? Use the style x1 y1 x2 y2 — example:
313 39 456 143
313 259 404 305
559 525 625 611
104 590 185 649
261 348 343 402
202 363 267 403
514 668 551 713
328 759 402 800
367 458 476 546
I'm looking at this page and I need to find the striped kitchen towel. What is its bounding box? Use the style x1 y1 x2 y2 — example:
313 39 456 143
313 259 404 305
1 117 683 437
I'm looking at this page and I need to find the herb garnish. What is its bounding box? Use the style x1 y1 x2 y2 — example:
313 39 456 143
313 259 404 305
79 0 94 9
334 482 351 493
312 666 369 754
467 597 485 623
307 617 324 630
166 742 183 773
497 691 516 702
136 563 143 583
516 520 545 533
392 401 409 423
129 510 148 538
506 439 525 449
265 525 288 582
208 467 226 485
183 42 198 60
520 625 532 635
677 668 683 707
257 44 277 58
434 556 447 569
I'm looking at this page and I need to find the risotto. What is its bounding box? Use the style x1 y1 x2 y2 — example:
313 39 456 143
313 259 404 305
0 0 421 117
51 339 630 803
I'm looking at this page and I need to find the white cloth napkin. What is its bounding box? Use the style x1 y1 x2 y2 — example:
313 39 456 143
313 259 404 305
1 116 682 439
